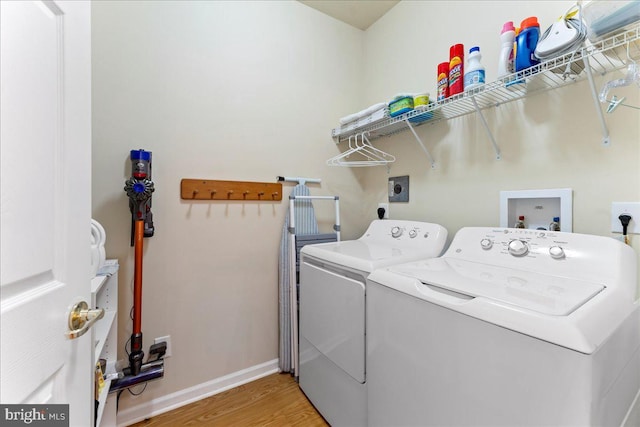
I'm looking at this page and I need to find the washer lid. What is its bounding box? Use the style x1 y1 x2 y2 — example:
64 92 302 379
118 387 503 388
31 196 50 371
391 258 605 316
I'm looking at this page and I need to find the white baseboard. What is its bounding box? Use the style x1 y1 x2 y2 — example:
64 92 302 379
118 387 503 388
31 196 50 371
117 358 280 427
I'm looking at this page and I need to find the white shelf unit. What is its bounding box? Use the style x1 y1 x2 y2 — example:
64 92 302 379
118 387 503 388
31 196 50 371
92 261 119 427
331 24 640 164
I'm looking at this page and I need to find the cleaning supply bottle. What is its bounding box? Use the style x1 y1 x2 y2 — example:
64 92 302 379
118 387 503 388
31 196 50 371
498 21 516 78
464 46 485 91
507 26 523 86
448 44 464 96
437 62 450 101
515 215 526 228
549 217 560 231
515 17 540 72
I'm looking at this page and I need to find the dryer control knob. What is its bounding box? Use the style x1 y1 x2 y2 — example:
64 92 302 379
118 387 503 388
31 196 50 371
391 226 403 238
549 246 565 259
480 238 493 250
508 239 529 257
409 229 418 238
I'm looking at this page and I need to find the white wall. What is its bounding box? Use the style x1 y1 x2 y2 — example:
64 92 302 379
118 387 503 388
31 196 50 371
358 1 640 282
91 0 365 416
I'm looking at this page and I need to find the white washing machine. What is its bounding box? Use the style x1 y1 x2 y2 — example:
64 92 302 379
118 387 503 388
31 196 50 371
367 227 640 426
299 219 447 426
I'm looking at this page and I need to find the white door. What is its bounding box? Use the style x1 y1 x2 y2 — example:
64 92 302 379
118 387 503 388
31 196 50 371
1 1 93 425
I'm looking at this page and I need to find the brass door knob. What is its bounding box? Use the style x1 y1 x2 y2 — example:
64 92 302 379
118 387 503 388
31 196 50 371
66 301 104 339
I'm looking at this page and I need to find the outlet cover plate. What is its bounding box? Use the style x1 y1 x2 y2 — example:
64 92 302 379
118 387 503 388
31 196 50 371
389 176 409 203
611 202 640 234
378 203 389 219
154 335 172 358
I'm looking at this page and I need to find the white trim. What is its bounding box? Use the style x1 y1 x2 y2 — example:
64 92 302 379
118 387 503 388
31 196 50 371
117 359 280 427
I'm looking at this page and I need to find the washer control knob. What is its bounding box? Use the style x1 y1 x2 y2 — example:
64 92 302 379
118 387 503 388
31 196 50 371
409 229 418 238
549 246 565 259
508 239 529 257
391 226 403 238
480 238 493 250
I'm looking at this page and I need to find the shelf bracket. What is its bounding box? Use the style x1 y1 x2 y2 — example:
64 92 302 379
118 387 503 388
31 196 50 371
471 97 501 160
582 55 611 146
404 119 435 168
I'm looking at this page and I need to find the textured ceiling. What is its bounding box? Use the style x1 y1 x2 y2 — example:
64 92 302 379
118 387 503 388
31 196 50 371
299 0 400 30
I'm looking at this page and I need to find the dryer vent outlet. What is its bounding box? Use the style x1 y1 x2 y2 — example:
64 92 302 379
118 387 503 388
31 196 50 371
389 176 409 203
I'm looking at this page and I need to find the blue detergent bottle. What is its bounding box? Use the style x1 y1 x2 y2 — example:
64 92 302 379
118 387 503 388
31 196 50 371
515 16 540 72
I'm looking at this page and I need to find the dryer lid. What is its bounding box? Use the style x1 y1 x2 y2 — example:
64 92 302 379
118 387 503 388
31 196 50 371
302 240 421 272
300 220 448 272
390 258 605 316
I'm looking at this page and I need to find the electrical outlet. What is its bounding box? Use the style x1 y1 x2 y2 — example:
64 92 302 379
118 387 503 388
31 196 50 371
378 203 389 219
154 335 172 358
611 202 640 234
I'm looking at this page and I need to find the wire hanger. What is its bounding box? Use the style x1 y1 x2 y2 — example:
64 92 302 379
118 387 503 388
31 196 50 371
326 132 395 167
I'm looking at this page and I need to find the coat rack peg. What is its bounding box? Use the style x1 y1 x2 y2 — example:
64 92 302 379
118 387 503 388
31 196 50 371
180 179 282 202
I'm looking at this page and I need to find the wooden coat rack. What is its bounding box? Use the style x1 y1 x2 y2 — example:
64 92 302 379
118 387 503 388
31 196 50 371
180 179 282 201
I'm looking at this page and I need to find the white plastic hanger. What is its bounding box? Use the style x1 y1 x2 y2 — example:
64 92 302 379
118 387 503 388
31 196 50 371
338 132 395 167
357 133 395 161
599 44 640 106
326 132 395 167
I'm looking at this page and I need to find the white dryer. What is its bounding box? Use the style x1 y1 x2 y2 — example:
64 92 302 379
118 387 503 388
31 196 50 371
299 219 447 427
367 227 640 426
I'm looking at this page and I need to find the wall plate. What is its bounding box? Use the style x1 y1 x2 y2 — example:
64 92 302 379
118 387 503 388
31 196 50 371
389 176 409 203
611 202 640 234
378 203 390 219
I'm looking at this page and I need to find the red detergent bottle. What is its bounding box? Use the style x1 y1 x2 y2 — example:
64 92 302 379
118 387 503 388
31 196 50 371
448 44 464 96
437 62 450 101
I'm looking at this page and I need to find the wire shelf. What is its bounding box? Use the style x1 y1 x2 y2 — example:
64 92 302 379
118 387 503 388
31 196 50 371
332 24 640 143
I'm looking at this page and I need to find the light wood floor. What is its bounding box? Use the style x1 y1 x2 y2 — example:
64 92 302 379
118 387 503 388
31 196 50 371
130 373 329 426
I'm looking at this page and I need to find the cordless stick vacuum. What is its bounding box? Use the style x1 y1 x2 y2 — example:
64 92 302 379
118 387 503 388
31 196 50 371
110 149 165 393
